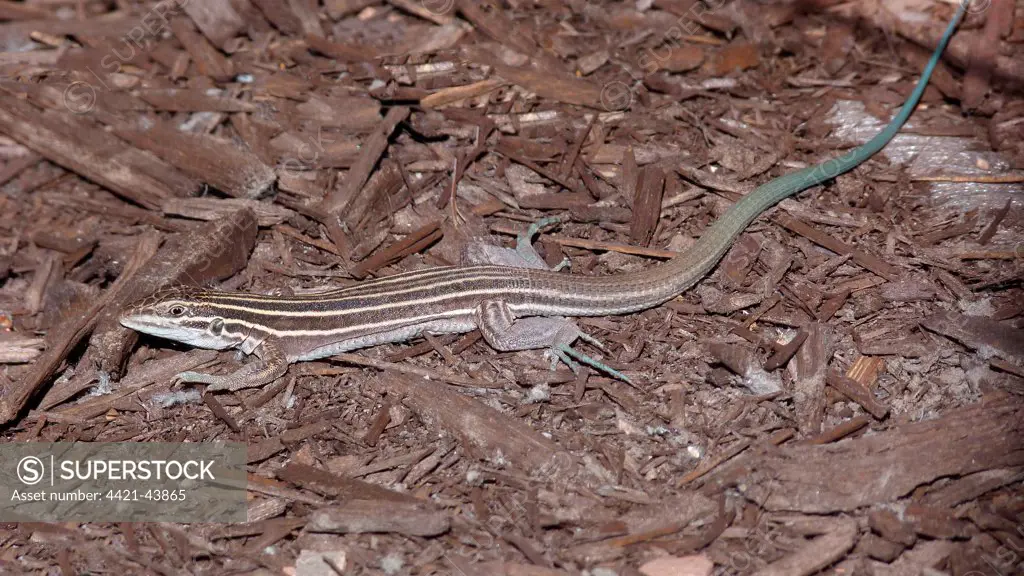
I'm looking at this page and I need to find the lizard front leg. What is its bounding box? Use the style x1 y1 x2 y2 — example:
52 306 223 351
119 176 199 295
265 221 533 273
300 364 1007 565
475 299 631 382
174 338 288 392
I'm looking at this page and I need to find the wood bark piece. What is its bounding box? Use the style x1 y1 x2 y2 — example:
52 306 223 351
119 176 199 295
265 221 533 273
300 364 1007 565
622 492 717 537
763 327 806 371
342 161 403 232
568 494 717 564
137 88 257 113
857 533 905 562
230 113 280 166
0 232 161 425
902 503 970 539
349 199 503 279
287 0 324 38
181 0 245 49
0 151 40 187
489 223 678 259
708 340 781 394
228 0 275 36
919 467 1024 509
323 0 377 19
457 0 561 72
303 34 381 61
879 3 1024 86
87 208 258 377
0 92 198 209
705 41 760 75
820 22 855 76
497 139 585 195
380 373 584 483
977 198 1012 245
921 310 1024 367
802 416 869 445
630 165 664 247
421 78 505 109
868 540 954 576
657 45 706 74
40 192 184 232
816 288 850 321
0 334 44 364
114 122 275 199
307 499 449 536
752 517 857 576
388 0 455 26
0 1 51 20
471 564 573 576
0 13 141 49
295 95 382 132
868 509 917 547
44 349 219 419
353 162 428 235
826 367 889 420
276 462 419 503
774 214 898 280
247 437 286 464
323 352 500 389
320 105 409 214
163 197 295 227
270 131 361 170
465 45 606 109
251 0 303 35
707 395 1024 513
721 235 761 290
791 323 828 435
639 555 713 576
169 17 233 80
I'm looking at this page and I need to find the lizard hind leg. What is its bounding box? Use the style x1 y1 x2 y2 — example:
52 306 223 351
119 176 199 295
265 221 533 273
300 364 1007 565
462 216 569 271
515 216 569 271
475 300 631 383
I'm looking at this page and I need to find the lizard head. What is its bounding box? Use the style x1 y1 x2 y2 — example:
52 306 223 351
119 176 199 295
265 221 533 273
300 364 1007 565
119 286 246 350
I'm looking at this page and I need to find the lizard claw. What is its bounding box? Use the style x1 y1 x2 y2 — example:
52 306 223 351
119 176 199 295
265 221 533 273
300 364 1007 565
550 256 571 272
550 344 633 384
575 330 608 351
546 345 579 373
173 370 222 388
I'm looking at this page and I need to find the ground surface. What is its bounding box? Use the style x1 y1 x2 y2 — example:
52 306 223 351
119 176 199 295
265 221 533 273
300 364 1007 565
1 0 1023 575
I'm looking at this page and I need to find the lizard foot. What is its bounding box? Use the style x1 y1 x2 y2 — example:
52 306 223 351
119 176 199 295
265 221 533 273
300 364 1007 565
173 364 264 392
175 339 289 392
516 215 569 271
476 298 630 383
462 215 568 271
549 343 633 384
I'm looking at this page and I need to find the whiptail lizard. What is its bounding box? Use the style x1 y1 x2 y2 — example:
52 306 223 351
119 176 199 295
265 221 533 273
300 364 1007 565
120 3 967 392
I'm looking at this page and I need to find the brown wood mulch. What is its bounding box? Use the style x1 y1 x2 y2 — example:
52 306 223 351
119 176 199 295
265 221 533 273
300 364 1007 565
1 0 1022 574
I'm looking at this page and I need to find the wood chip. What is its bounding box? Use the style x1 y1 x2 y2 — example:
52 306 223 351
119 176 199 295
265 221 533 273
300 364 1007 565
308 499 449 536
708 395 1024 512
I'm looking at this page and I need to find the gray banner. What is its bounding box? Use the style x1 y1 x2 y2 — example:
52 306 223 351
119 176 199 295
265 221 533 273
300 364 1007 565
0 442 246 522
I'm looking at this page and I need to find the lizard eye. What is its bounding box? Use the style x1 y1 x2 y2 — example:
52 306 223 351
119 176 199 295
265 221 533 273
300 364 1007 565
168 305 186 316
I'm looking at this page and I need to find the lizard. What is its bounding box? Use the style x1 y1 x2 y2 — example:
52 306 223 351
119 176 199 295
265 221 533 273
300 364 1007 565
119 2 967 392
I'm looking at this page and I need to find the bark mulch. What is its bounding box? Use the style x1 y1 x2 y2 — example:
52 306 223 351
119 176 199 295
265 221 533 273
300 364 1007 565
1 0 1022 574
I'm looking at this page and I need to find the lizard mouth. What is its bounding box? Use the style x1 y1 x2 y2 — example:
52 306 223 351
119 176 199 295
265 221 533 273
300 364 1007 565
120 313 238 351
119 313 178 340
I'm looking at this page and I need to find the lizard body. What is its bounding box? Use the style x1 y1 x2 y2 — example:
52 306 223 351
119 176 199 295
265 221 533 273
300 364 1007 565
120 3 967 391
